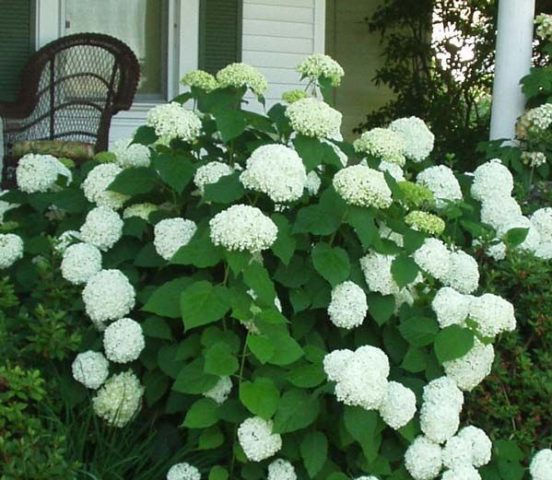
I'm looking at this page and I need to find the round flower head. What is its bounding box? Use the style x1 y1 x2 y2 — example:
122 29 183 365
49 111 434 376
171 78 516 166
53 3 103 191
442 435 474 470
353 128 406 166
92 371 144 428
82 269 136 329
80 206 123 251
333 165 393 209
237 416 282 462
441 466 481 480
360 251 399 296
457 426 492 468
71 351 109 390
530 449 552 480
323 349 354 382
0 233 24 269
209 204 278 253
305 170 321 195
405 211 445 235
468 293 516 338
203 376 232 404
146 102 202 142
111 137 151 168
416 165 462 208
420 401 461 444
405 435 443 480
431 287 472 328
240 144 307 203
536 13 552 41
413 238 451 281
517 104 552 139
267 458 297 480
531 207 552 242
389 116 435 162
216 62 268 96
327 281 368 329
286 98 342 138
443 250 479 294
423 376 464 413
181 69 218 92
166 462 201 480
379 160 405 181
154 218 197 260
61 242 102 285
521 151 547 168
123 202 158 221
480 196 522 232
378 381 417 430
194 161 233 193
103 318 145 364
297 53 344 86
16 153 71 193
470 159 513 202
397 181 435 210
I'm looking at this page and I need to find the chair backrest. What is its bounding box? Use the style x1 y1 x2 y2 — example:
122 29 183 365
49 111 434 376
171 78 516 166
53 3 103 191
2 33 139 152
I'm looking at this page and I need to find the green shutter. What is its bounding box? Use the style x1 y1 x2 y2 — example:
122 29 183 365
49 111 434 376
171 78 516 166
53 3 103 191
199 0 242 75
0 0 33 102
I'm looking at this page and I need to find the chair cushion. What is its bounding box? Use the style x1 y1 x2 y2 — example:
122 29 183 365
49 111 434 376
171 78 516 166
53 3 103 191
12 140 95 161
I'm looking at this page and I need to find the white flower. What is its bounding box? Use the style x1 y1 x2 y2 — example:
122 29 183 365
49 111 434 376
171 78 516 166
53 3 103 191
468 293 516 338
530 449 552 480
166 462 201 480
333 165 392 209
181 69 218 92
531 207 552 242
413 238 451 281
209 204 278 253
423 377 464 413
485 241 507 261
80 207 123 251
123 202 158 221
103 318 145 363
442 435 474 470
146 102 202 142
297 53 344 86
92 371 144 427
353 128 406 166
360 252 398 296
498 216 541 253
443 250 479 294
194 161 233 193
305 170 321 195
470 159 513 202
217 63 268 96
61 243 102 285
521 151 547 168
420 401 461 444
322 349 353 382
0 233 24 269
240 145 307 202
286 98 342 138
112 137 151 168
480 196 522 232
378 160 405 181
55 230 81 253
267 458 297 480
517 104 552 139
441 466 481 480
416 165 462 208
536 13 552 41
389 116 435 162
203 376 232 404
378 381 417 430
16 153 71 193
154 218 197 260
327 281 368 329
457 426 492 468
71 351 109 389
405 436 443 480
82 269 136 329
431 287 471 328
237 417 282 462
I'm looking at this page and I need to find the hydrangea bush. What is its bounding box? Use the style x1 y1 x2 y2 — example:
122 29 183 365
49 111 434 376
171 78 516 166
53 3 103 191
0 55 549 480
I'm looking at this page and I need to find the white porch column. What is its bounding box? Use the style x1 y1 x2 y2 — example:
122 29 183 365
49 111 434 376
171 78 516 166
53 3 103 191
490 0 536 141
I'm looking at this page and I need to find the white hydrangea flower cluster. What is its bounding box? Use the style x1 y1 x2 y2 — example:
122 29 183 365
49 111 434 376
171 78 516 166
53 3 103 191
297 53 344 86
92 371 144 428
471 159 514 202
305 170 321 195
80 206 123 251
389 116 435 162
405 436 444 480
154 218 197 260
379 381 417 430
327 281 368 329
360 251 399 295
353 128 406 166
0 233 24 269
240 145 307 202
405 211 445 235
237 416 282 462
531 208 552 259
194 161 234 193
378 160 405 181
285 98 342 138
416 165 462 208
123 202 158 221
443 339 495 391
431 287 472 328
146 102 202 142
468 293 516 338
61 243 102 285
516 103 552 140
209 204 278 253
203 376 232 404
71 350 109 389
267 458 297 480
82 163 128 210
181 69 218 92
82 269 136 329
536 13 552 41
441 465 481 480
443 250 480 294
530 449 552 480
166 462 201 480
521 151 547 168
111 137 151 168
413 238 451 282
16 153 71 193
216 63 268 96
333 165 393 209
103 318 145 363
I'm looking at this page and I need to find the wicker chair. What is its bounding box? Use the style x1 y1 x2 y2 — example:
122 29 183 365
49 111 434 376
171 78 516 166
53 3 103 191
0 33 140 186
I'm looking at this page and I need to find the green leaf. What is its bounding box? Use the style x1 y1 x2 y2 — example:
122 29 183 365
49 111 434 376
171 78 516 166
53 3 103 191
273 389 320 433
152 152 195 193
347 207 376 249
109 167 156 195
51 188 87 213
293 135 342 170
368 293 396 326
171 226 223 268
142 317 173 340
173 358 219 394
434 325 475 363
208 467 229 480
391 255 420 288
399 316 439 347
157 345 183 379
294 205 341 236
204 342 239 376
285 363 325 388
247 335 276 364
213 107 247 142
243 262 276 305
143 370 170 407
401 347 428 373
344 407 380 462
225 250 251 276
503 227 529 248
198 427 224 450
239 378 280 419
134 243 165 267
181 281 231 331
311 243 350 286
133 125 158 145
143 278 192 319
266 329 304 366
183 398 219 428
203 172 245 204
300 431 328 477
271 214 296 265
